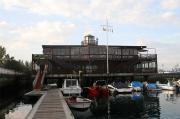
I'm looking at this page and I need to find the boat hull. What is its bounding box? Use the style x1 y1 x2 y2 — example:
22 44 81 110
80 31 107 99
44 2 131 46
62 88 81 95
66 97 91 111
160 86 175 91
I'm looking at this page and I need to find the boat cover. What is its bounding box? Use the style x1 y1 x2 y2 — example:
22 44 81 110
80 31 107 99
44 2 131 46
131 81 143 88
147 83 157 89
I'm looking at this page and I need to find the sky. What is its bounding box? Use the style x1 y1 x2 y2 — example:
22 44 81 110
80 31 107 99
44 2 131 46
0 0 180 70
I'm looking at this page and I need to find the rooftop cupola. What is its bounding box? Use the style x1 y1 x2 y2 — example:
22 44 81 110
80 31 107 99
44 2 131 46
81 34 98 46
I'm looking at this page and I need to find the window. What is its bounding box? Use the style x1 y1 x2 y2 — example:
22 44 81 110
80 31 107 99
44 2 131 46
122 49 129 55
71 47 80 55
66 80 77 87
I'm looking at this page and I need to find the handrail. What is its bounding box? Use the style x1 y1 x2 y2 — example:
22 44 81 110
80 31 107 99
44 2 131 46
33 64 48 90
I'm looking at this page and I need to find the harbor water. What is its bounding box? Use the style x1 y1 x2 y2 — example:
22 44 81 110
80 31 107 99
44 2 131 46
72 91 180 119
1 89 180 119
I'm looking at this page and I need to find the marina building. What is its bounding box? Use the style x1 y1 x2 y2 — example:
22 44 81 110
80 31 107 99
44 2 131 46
32 34 157 75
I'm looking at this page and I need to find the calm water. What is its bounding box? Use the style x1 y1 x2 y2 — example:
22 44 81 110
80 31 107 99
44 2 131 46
0 79 36 119
0 91 180 119
72 91 180 119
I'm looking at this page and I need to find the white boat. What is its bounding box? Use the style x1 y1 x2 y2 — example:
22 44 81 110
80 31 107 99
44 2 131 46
66 96 92 111
156 81 176 91
108 84 133 94
62 79 82 95
146 83 162 92
174 79 180 87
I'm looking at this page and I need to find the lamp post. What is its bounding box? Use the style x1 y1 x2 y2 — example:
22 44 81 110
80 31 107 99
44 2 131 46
101 20 113 118
101 19 113 74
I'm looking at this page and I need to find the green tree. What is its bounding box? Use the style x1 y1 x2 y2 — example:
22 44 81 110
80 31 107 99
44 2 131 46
0 46 6 65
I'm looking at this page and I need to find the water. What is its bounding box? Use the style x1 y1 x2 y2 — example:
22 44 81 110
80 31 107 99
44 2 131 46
0 93 39 119
72 91 180 119
3 102 32 119
1 89 180 119
0 79 37 119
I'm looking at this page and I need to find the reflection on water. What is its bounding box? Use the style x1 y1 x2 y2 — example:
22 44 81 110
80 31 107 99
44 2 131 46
160 91 180 119
0 80 37 119
1 89 180 119
4 103 32 119
0 96 37 119
110 92 144 117
73 91 180 119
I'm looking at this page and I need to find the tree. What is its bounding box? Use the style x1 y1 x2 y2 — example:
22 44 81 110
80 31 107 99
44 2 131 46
0 45 32 75
0 46 6 65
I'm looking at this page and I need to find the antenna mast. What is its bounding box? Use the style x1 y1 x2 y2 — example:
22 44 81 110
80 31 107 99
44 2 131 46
101 19 113 74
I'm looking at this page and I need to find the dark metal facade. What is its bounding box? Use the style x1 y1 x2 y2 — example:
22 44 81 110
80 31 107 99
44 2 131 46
32 35 157 75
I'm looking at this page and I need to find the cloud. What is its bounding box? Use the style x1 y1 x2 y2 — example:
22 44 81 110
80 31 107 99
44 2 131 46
0 20 76 61
0 0 180 26
136 37 180 70
161 0 180 9
0 21 9 27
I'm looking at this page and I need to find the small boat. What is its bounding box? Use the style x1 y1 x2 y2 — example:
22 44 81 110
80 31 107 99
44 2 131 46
66 96 92 111
156 81 176 91
108 83 133 94
129 81 143 91
146 83 161 92
62 79 82 95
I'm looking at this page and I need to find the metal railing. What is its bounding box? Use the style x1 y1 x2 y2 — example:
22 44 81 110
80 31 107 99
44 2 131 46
0 67 22 75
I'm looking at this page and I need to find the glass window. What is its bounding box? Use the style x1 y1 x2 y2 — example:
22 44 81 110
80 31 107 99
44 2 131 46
122 49 129 55
71 47 80 55
80 47 88 54
66 80 77 87
129 49 134 55
134 49 138 55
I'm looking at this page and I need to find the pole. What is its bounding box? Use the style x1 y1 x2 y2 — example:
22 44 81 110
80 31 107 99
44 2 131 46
106 19 109 74
101 19 113 74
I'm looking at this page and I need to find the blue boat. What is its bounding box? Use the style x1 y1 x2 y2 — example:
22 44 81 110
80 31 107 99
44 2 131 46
129 81 143 91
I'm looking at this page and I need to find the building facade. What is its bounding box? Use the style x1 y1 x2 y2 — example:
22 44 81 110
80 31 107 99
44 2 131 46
32 34 157 74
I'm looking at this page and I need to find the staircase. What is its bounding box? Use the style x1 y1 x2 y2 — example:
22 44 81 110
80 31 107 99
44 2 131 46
33 65 48 90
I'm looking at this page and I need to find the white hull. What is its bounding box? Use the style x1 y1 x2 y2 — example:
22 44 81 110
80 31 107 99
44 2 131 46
62 88 81 95
116 88 133 93
132 87 142 91
160 86 175 91
66 97 91 110
108 84 132 94
157 82 176 91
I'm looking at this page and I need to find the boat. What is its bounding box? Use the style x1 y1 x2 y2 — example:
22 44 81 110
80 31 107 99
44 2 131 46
129 81 143 91
65 96 92 111
146 83 162 92
174 79 180 87
156 81 176 91
88 80 109 99
108 82 133 94
61 79 82 95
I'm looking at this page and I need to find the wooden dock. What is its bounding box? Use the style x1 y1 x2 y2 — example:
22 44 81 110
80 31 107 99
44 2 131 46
26 89 74 119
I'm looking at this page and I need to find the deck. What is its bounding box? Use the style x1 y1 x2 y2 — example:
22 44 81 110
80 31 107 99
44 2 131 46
26 89 74 119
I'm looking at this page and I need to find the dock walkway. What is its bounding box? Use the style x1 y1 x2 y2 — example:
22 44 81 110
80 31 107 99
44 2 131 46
26 89 74 119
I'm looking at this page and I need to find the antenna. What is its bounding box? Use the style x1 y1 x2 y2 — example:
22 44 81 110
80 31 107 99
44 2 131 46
101 19 113 74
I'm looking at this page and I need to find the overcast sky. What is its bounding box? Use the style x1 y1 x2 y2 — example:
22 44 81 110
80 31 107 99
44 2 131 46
0 0 180 70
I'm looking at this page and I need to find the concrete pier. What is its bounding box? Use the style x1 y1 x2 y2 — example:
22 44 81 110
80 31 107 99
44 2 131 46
26 89 74 119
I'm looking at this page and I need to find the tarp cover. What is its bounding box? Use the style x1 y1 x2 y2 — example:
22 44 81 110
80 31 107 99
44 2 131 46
147 83 157 89
131 81 143 87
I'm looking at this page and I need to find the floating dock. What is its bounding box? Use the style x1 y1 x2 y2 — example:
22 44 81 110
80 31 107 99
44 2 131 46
26 89 74 119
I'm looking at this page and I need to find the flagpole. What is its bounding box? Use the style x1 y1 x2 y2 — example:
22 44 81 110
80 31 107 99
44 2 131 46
106 19 109 74
101 19 113 74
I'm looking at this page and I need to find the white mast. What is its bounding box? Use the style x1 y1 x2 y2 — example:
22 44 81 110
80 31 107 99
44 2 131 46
101 19 113 74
